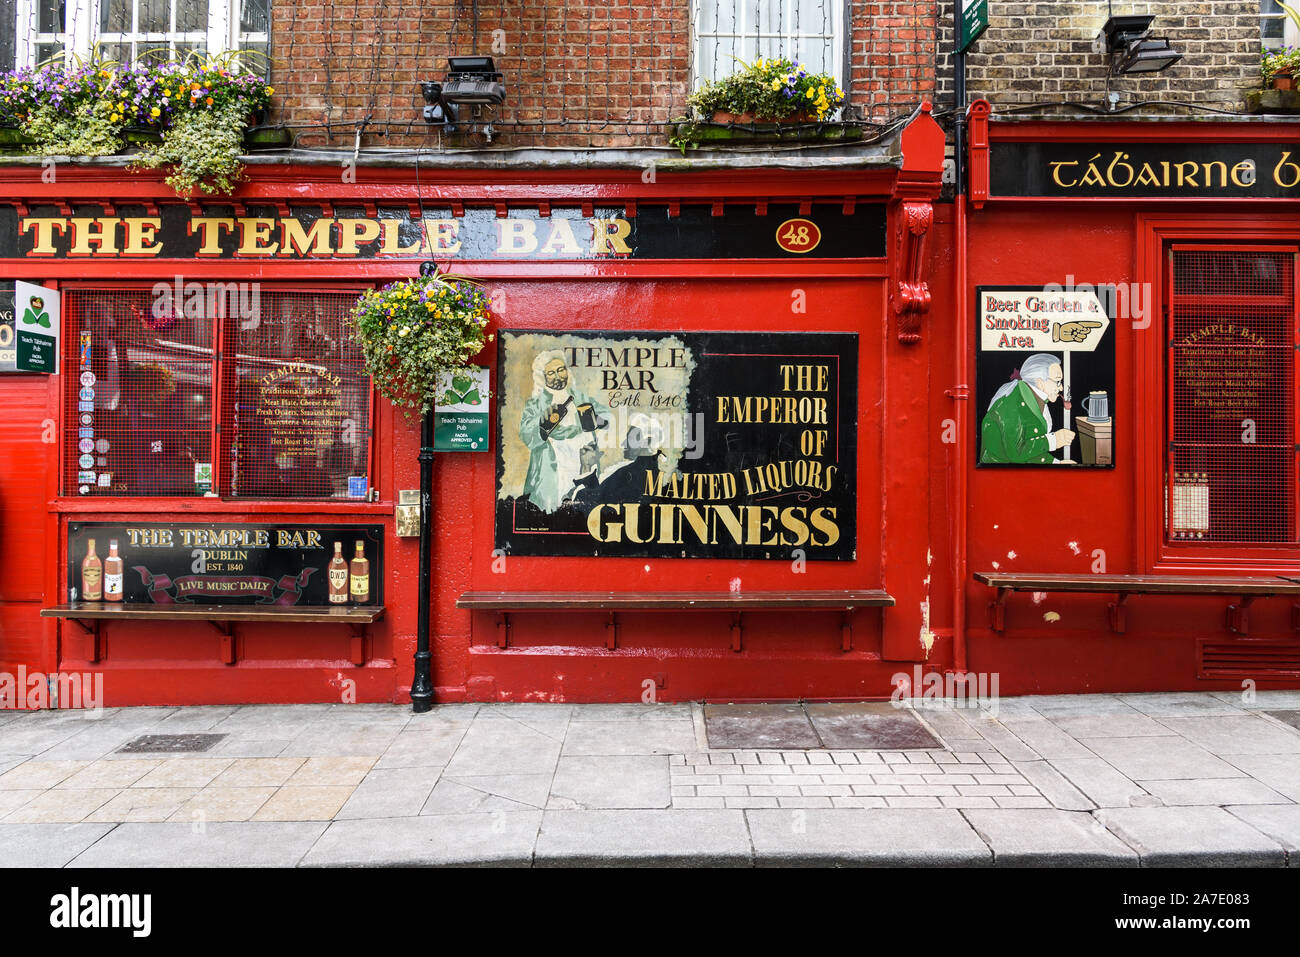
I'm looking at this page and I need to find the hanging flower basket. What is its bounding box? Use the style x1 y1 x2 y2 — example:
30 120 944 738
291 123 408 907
348 275 495 418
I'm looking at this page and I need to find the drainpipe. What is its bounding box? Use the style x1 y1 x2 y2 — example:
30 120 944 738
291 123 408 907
951 44 970 676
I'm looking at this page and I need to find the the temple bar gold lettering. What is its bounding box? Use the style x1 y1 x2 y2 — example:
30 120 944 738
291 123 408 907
17 212 633 258
5 203 886 260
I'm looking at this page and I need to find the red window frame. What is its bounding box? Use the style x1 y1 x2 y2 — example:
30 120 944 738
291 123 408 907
1137 214 1300 572
1165 243 1298 549
59 281 376 502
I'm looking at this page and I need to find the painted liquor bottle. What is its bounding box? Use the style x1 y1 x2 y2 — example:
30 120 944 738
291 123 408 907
349 541 370 604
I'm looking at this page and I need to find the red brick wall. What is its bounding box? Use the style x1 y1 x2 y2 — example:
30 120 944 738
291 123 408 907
268 0 933 149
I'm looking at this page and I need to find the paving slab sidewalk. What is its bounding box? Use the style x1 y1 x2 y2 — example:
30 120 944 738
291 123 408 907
2 692 1298 867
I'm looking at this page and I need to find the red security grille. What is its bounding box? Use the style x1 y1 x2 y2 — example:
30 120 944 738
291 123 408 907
1167 247 1298 544
64 286 371 500
64 289 215 497
226 291 371 499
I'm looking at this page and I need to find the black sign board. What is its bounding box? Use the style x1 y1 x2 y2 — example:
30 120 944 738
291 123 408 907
67 522 384 606
495 330 858 560
0 202 886 260
991 141 1300 199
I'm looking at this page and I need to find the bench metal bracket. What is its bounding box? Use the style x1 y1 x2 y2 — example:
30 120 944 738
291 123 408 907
349 623 369 666
841 610 854 652
68 617 104 663
1227 595 1257 637
989 588 1009 633
731 612 743 653
605 613 618 650
496 612 511 649
207 620 237 665
1108 593 1131 634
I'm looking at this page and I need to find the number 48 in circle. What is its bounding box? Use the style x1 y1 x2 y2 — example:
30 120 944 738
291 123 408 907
776 218 821 254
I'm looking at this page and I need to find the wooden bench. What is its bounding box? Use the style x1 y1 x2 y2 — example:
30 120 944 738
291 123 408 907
456 590 895 652
973 572 1300 636
40 603 385 666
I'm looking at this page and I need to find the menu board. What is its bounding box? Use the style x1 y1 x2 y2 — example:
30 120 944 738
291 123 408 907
258 364 351 459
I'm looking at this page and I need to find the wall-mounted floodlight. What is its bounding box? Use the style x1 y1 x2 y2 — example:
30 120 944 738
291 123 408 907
1098 9 1182 75
421 57 505 139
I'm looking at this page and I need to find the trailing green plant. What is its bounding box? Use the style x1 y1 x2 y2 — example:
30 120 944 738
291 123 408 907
684 56 845 122
0 53 273 194
131 98 249 196
348 275 495 418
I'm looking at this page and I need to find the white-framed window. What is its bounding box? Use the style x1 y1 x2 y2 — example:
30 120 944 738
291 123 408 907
1262 0 1300 50
691 0 845 87
15 0 268 69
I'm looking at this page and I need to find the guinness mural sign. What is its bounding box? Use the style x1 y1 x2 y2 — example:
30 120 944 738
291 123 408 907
494 330 858 560
991 141 1300 199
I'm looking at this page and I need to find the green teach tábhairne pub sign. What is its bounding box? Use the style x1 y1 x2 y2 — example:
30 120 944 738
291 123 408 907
1 281 61 374
434 366 490 451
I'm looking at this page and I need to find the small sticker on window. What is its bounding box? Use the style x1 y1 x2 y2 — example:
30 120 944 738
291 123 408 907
348 476 368 498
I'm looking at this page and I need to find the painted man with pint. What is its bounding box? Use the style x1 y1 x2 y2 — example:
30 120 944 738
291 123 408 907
980 353 1075 464
519 350 611 512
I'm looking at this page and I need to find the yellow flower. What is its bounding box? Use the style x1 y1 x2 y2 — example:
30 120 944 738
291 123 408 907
150 107 160 117
806 89 815 100
770 79 781 90
266 86 275 94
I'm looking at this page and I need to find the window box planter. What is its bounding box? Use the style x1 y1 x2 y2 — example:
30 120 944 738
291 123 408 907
243 125 294 150
0 125 37 152
123 126 164 146
1245 88 1300 114
671 117 863 152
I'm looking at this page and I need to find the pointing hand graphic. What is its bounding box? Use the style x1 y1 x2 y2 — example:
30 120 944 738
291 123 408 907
1052 320 1103 343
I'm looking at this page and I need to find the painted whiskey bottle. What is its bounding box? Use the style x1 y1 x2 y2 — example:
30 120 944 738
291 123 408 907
349 541 370 604
104 539 124 602
81 538 103 601
328 541 349 604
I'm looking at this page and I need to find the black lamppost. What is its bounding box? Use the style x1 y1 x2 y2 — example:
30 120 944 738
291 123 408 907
409 259 442 714
410 407 435 713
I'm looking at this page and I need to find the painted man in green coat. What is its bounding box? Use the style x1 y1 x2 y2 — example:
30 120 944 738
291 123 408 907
980 353 1075 464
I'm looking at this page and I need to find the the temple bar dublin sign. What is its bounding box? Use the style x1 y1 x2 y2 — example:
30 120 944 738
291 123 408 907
68 522 384 607
1 203 887 260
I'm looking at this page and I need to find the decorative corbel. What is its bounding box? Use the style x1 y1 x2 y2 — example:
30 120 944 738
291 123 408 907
892 201 934 345
888 100 945 345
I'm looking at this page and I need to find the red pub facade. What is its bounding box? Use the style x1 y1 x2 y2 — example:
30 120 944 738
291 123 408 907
2 1 1299 707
